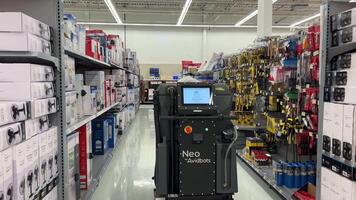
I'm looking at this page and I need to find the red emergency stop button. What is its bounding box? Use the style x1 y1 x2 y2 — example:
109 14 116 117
184 126 193 135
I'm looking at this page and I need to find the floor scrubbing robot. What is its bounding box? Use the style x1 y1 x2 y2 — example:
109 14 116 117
153 82 238 200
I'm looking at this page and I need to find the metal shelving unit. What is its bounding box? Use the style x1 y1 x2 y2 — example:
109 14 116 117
63 26 141 200
316 1 356 199
66 102 121 134
65 49 115 69
237 150 298 200
0 1 67 199
65 49 141 76
0 51 60 69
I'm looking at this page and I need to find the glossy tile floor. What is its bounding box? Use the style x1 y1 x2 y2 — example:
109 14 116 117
92 105 281 200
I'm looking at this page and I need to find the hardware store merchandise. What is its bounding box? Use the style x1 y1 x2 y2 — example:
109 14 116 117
2 0 356 200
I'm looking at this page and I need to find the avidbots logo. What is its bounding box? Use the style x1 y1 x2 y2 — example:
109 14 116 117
182 150 211 164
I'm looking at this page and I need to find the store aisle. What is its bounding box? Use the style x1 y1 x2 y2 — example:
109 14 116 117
92 105 280 200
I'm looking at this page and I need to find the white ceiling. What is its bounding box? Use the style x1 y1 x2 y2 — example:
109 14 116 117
63 0 322 26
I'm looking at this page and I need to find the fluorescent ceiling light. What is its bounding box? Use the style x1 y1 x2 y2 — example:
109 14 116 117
104 0 123 24
235 0 278 26
289 13 320 27
177 0 193 25
77 22 301 29
235 10 258 26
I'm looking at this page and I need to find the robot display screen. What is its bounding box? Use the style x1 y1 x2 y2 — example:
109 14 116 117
182 87 212 105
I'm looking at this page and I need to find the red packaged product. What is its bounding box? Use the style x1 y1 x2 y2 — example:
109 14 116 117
310 56 319 81
86 39 99 60
104 80 112 107
79 123 92 190
303 88 319 113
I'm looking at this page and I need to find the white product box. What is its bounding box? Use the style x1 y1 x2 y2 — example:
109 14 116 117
331 104 344 157
38 131 48 186
0 63 54 82
117 87 127 105
340 176 356 200
329 172 342 199
66 91 78 126
31 98 57 119
0 152 3 200
78 26 86 55
0 32 51 55
323 102 334 121
128 89 135 104
75 74 84 87
85 71 105 87
64 37 72 51
30 135 40 195
75 74 84 120
0 12 51 41
24 115 50 139
2 148 13 200
0 123 24 152
120 111 125 132
85 71 105 109
24 137 36 200
67 132 78 200
13 141 26 200
63 14 76 38
321 167 331 200
0 151 3 200
72 34 79 53
105 75 115 87
65 55 76 92
82 86 96 115
104 80 112 107
0 82 54 101
52 185 58 200
76 93 83 120
46 128 54 180
111 70 126 86
342 105 356 161
0 101 29 126
52 127 58 176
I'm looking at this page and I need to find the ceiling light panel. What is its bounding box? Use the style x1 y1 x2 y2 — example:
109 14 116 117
235 0 278 26
104 0 123 24
289 13 320 27
177 0 193 25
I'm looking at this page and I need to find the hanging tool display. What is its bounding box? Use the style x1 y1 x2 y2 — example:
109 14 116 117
223 24 320 165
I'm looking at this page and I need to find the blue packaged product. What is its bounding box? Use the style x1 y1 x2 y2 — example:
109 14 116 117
92 119 109 155
307 161 316 185
300 163 308 186
293 163 301 188
284 163 295 188
102 114 117 148
275 162 284 186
